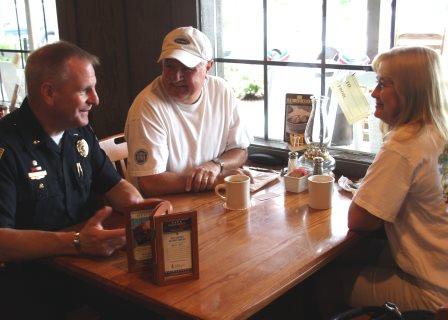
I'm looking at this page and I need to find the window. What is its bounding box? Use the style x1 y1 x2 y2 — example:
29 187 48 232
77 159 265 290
200 0 448 155
0 0 59 109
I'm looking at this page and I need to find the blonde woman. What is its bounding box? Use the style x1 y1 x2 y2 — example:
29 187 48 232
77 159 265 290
313 46 448 319
341 46 448 313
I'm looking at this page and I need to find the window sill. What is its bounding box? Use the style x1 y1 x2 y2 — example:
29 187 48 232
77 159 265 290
248 137 373 179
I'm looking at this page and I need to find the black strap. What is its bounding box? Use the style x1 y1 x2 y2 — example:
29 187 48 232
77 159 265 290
331 306 397 320
331 302 435 320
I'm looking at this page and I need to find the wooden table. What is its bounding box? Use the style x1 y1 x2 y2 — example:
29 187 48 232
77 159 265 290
48 178 361 320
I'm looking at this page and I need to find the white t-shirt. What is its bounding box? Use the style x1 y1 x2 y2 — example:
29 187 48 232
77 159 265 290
353 124 448 296
125 75 252 176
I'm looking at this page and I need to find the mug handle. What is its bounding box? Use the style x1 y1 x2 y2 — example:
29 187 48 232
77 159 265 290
214 183 227 200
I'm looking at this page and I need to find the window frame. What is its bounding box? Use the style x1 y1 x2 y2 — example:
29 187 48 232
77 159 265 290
199 0 398 176
0 0 57 104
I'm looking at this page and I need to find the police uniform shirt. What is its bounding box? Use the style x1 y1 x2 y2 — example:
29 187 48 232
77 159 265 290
0 99 122 231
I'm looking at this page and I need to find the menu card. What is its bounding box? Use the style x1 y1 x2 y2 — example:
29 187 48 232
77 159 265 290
153 210 199 285
283 93 313 149
125 199 199 285
125 199 172 273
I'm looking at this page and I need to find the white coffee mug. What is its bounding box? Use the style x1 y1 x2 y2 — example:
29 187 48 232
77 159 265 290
307 175 334 210
215 175 251 210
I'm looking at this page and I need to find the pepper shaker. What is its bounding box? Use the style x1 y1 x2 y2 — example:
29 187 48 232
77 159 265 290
287 151 298 173
313 156 324 175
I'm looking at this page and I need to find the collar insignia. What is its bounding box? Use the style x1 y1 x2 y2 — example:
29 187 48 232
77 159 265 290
76 139 89 157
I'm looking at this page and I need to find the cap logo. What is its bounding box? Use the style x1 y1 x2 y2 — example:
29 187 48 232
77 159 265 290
174 37 190 45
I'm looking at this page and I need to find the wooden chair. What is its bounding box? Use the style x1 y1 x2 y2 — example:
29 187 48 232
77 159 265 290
99 133 128 180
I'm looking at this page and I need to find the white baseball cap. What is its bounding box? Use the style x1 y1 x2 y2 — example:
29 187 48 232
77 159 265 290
157 26 213 68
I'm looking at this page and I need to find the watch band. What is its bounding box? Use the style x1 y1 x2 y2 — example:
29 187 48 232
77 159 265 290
73 232 81 253
211 158 224 173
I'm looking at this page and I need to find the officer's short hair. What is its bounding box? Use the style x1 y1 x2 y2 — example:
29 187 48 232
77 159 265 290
25 41 99 100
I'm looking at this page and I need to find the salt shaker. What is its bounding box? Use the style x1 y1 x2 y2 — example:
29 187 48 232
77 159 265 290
287 151 298 173
313 156 324 175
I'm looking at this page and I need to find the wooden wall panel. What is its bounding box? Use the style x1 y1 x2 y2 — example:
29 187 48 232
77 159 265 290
125 0 199 103
170 0 199 28
125 0 169 100
56 0 198 138
75 0 130 138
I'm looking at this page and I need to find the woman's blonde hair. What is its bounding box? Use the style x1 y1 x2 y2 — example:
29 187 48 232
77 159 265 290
372 46 448 140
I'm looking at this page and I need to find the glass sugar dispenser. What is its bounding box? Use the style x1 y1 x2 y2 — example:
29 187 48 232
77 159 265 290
297 95 336 174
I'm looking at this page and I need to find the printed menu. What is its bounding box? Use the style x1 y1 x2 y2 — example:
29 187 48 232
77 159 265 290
283 93 313 149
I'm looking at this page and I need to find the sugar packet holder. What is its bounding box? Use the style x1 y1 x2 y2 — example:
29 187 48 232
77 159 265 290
124 198 199 285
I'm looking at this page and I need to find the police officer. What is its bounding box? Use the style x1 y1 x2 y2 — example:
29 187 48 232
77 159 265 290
0 41 145 318
0 41 143 260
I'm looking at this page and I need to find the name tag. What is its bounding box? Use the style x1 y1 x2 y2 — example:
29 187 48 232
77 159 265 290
28 170 47 180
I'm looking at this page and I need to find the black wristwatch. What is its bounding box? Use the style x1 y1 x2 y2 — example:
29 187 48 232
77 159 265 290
211 158 224 173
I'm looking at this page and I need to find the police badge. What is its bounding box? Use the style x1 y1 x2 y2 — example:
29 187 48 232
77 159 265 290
76 139 89 157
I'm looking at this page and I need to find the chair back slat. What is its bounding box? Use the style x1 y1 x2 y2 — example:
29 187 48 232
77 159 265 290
99 133 128 180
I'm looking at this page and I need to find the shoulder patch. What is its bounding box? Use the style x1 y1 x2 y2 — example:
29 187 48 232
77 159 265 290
134 149 148 165
0 147 4 159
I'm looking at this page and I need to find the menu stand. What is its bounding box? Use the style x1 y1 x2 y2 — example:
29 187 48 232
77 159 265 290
125 199 199 285
152 209 199 285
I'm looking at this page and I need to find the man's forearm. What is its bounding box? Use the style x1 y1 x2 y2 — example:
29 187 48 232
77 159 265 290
105 179 143 211
0 228 76 262
138 172 188 196
138 149 248 196
217 148 248 170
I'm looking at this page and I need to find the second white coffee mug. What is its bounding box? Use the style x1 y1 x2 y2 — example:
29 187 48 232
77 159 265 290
308 175 334 210
215 175 250 210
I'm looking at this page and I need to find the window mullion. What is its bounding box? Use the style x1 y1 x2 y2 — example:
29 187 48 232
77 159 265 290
41 0 49 43
13 0 26 67
390 0 397 48
263 0 268 140
321 0 327 96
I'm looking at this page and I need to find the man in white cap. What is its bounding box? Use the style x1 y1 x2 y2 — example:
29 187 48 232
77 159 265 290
125 26 252 196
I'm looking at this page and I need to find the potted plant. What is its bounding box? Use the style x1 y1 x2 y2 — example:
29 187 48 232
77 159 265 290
241 82 264 100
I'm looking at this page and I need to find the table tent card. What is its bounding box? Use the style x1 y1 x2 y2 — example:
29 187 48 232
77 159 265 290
125 198 199 285
152 210 199 285
125 198 171 273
